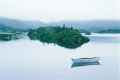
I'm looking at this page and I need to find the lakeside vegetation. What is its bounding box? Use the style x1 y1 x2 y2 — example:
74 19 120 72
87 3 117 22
0 32 25 41
98 29 120 33
28 26 89 49
0 33 13 41
0 24 28 41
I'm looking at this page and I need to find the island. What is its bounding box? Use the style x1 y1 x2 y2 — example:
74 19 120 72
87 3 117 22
28 26 89 49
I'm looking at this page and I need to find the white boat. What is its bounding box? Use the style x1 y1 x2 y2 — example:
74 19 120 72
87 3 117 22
72 57 100 63
71 57 100 67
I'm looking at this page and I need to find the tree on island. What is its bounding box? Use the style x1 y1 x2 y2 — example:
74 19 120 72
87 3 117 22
28 26 89 49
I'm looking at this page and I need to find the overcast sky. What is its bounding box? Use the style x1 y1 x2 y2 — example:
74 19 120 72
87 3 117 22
0 0 119 22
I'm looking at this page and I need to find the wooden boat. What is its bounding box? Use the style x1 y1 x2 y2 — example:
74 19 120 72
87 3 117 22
71 57 100 67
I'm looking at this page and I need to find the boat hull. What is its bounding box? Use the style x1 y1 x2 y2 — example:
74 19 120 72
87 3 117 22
71 57 100 67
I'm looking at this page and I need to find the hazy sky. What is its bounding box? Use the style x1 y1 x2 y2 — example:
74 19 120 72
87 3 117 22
0 0 119 22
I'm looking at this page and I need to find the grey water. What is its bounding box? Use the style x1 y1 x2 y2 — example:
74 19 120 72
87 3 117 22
0 33 119 80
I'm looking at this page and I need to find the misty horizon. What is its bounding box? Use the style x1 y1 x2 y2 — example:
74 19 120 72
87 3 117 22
0 0 119 22
1 16 120 23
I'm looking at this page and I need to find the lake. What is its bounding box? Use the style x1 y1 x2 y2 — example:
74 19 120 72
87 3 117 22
0 33 119 80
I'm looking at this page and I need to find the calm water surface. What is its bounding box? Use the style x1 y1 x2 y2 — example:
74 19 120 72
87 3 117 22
0 33 119 80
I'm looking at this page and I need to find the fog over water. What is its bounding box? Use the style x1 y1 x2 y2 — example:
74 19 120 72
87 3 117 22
0 34 119 80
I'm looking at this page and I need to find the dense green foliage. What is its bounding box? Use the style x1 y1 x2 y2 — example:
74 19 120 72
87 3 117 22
28 26 89 49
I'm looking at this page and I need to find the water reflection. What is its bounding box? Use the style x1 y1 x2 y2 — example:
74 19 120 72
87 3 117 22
0 34 119 80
